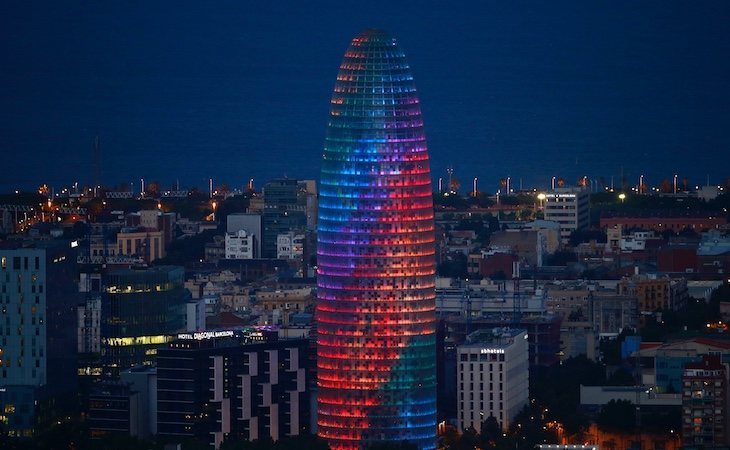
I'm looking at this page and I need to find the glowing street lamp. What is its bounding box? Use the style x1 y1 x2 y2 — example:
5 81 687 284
537 192 546 209
619 193 626 203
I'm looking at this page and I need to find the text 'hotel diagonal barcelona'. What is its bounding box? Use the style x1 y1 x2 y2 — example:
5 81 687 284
316 30 437 450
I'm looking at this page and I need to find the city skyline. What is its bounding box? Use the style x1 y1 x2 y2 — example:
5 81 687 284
1 3 730 448
2 2 730 193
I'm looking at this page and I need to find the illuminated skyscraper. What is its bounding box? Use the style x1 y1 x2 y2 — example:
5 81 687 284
316 30 437 449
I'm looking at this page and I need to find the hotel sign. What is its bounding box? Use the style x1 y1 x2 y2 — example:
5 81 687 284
480 348 505 354
177 330 235 341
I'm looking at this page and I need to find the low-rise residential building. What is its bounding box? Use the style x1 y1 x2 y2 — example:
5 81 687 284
697 230 730 275
600 214 725 233
277 231 305 260
591 292 639 337
254 287 314 326
633 337 730 393
560 321 599 361
116 228 166 263
682 355 729 447
618 274 688 313
227 213 263 257
225 229 257 259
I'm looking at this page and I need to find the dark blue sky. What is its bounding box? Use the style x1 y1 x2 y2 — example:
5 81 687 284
2 1 729 193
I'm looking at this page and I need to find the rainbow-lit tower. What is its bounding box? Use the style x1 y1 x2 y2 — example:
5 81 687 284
316 30 437 450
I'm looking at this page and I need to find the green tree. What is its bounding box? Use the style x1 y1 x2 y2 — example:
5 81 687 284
456 426 479 450
530 356 604 434
479 415 503 449
596 399 635 432
437 253 468 278
606 368 635 386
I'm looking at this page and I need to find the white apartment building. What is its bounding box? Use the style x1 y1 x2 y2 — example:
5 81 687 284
277 231 305 260
543 187 590 243
225 229 257 259
457 328 529 432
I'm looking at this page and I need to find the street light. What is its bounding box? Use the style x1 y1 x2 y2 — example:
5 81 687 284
537 192 546 210
619 193 626 203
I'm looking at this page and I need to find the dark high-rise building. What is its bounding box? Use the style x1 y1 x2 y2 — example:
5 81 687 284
316 30 437 449
262 179 308 259
0 241 78 437
156 330 310 449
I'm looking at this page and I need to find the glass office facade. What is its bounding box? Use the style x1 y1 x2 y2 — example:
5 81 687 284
316 29 437 450
101 266 188 377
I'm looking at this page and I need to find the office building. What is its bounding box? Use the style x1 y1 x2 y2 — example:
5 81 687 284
316 29 437 449
457 329 529 432
101 266 189 377
543 187 590 243
88 366 157 439
262 179 308 258
156 330 309 449
0 241 78 437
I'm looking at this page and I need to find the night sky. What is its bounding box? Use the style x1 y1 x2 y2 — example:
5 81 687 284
2 1 729 193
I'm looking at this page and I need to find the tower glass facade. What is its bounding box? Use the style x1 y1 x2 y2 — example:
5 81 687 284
316 30 437 449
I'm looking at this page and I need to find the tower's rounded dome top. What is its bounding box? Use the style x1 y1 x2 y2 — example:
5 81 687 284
351 28 396 45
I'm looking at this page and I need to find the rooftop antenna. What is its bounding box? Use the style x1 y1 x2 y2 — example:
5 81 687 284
93 135 101 196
